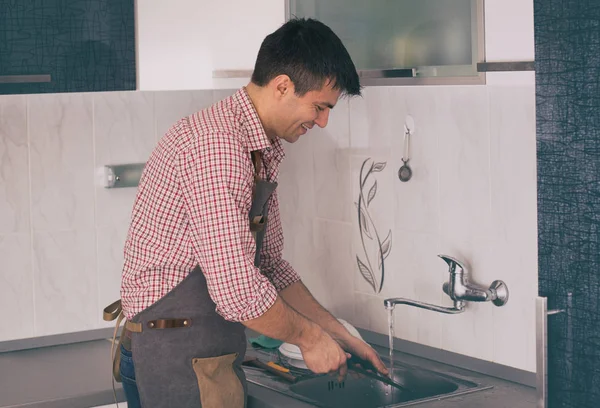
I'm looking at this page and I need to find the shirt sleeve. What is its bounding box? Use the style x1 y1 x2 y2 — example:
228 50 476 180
258 188 302 291
176 133 278 322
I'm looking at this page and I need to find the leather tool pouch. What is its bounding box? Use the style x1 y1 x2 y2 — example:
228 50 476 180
192 353 244 408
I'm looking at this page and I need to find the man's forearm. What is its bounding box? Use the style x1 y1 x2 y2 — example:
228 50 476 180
279 281 350 341
241 295 322 348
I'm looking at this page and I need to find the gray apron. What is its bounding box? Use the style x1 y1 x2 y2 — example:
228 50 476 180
129 153 277 408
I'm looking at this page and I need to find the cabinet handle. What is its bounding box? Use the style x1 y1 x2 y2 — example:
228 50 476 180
359 69 415 78
477 61 534 72
0 74 52 84
536 296 566 408
212 68 416 79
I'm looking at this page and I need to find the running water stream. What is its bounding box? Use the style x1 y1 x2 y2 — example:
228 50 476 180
388 307 395 379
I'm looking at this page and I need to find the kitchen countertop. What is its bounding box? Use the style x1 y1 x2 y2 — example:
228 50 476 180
0 337 536 408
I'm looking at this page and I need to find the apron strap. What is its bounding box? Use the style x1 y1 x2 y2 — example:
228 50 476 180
251 150 262 183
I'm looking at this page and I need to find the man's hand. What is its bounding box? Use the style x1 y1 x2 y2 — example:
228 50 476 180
339 335 389 377
299 329 349 381
241 296 349 380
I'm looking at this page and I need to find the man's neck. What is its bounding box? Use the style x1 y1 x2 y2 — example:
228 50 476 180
245 83 278 141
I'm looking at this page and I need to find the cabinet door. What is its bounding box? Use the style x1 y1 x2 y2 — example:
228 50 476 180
0 0 136 95
288 0 484 85
137 0 284 91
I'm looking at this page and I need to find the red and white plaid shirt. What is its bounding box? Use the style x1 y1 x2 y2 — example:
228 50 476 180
120 88 301 321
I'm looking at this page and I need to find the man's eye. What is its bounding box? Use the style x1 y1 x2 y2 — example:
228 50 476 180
315 105 324 112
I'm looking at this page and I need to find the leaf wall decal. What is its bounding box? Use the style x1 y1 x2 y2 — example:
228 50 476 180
357 256 377 292
356 202 373 239
367 181 378 207
381 230 392 260
372 162 387 172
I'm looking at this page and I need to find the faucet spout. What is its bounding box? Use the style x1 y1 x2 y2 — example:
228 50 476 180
384 297 465 314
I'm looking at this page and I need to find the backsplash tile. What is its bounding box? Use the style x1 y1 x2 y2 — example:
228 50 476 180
281 84 536 372
0 95 29 234
313 99 353 223
489 85 537 371
94 91 156 228
389 231 443 349
393 87 440 235
33 229 97 336
436 87 492 246
29 93 95 232
0 84 537 374
307 219 355 322
155 90 214 138
94 91 156 165
0 234 34 341
349 87 408 150
97 225 129 328
278 135 316 219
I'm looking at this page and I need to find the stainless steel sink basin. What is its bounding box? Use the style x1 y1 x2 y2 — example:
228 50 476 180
244 356 492 408
289 364 460 408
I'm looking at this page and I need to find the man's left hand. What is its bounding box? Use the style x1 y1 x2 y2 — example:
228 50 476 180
338 335 389 376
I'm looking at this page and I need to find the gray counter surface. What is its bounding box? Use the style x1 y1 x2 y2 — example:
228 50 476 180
0 338 536 408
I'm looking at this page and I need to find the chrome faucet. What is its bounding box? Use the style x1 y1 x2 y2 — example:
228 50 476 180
383 254 509 314
438 254 509 306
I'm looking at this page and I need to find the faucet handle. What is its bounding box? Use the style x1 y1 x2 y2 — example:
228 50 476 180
438 254 467 274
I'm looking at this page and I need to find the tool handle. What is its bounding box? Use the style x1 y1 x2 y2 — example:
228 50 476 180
245 358 297 383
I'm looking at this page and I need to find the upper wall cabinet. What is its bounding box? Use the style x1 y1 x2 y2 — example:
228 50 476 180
287 0 485 86
137 0 285 91
0 0 136 95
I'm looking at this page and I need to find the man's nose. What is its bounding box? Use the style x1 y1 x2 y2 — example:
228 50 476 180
314 109 330 128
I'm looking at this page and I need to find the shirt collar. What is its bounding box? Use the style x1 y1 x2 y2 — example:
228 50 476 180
232 87 285 164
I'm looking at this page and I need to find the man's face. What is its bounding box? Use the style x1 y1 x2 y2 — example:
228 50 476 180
275 79 342 143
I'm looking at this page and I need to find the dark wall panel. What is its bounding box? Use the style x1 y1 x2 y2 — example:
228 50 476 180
535 0 600 406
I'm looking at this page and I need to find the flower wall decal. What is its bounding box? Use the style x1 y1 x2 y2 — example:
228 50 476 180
355 158 392 293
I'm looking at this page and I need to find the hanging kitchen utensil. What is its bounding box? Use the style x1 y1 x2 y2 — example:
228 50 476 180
398 128 412 182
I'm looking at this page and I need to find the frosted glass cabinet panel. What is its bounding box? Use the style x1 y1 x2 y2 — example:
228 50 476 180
287 0 484 85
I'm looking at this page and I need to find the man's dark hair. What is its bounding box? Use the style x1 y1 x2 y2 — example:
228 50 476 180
251 18 361 97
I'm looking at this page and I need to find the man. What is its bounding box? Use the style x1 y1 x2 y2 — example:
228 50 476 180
115 17 387 408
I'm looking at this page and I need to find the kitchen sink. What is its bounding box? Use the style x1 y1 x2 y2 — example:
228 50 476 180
289 364 460 408
244 355 492 408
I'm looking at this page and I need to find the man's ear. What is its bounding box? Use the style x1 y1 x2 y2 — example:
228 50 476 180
271 75 294 99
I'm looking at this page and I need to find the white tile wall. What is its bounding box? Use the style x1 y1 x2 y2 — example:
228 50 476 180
0 83 537 373
29 93 95 232
0 89 216 340
0 234 34 341
281 84 538 372
0 95 29 234
33 229 97 336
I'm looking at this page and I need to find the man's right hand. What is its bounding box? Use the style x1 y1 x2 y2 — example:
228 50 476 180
241 297 348 378
299 327 348 379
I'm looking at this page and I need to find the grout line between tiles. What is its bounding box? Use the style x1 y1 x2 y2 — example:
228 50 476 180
485 87 497 363
434 92 444 351
25 95 36 336
91 93 101 327
313 217 352 227
153 91 158 144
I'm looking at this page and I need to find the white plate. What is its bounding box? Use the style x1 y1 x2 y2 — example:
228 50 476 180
277 319 364 368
